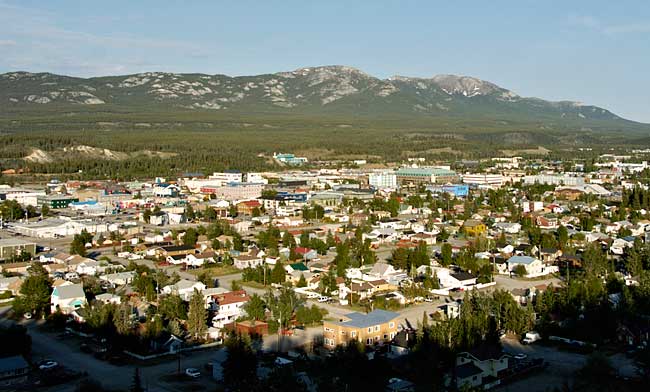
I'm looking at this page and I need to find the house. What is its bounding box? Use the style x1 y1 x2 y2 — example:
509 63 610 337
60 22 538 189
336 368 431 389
539 248 562 263
285 262 309 274
50 283 87 314
185 251 216 267
211 290 250 330
162 279 207 301
293 247 318 260
95 293 121 305
436 269 477 290
410 232 437 245
149 211 169 226
99 271 136 287
76 259 103 276
463 220 487 237
157 244 196 258
0 276 23 296
368 262 398 281
536 214 559 229
455 344 510 390
153 183 180 197
323 309 399 349
506 255 558 278
0 355 30 386
233 254 264 270
350 281 374 300
493 222 521 234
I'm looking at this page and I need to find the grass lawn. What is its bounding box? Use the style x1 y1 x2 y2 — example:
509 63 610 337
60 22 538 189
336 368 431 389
240 281 270 290
187 264 239 277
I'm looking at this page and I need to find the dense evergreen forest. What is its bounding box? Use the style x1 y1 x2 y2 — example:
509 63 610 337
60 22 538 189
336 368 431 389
1 109 648 180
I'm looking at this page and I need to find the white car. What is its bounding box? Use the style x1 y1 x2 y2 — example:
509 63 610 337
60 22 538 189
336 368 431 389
317 296 330 303
307 293 319 299
514 353 527 360
185 368 201 378
39 360 58 370
65 272 79 280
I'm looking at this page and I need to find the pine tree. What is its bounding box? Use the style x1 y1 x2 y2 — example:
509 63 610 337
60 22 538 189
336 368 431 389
187 289 207 340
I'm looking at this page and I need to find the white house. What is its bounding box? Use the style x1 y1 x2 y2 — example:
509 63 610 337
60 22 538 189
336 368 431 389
162 280 207 301
506 255 558 278
210 290 250 330
50 283 87 314
99 271 136 287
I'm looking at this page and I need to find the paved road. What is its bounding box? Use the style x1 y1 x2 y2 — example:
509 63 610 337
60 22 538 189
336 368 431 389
498 338 638 392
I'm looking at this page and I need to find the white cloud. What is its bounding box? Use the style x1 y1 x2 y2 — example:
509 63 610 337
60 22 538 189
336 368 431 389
569 14 650 35
603 23 650 35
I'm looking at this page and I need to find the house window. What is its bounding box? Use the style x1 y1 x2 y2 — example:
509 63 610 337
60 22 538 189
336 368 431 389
366 338 372 344
351 331 356 337
374 336 379 341
324 327 334 333
389 322 395 328
473 376 477 381
383 334 388 339
367 327 372 333
374 325 380 332
390 332 395 339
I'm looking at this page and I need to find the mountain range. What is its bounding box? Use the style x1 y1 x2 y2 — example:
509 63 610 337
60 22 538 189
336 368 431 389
0 65 639 128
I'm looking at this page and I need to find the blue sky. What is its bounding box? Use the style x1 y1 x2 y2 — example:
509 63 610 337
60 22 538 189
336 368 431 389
1 0 649 122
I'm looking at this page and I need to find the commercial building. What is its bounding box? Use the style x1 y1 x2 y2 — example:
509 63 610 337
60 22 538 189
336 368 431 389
396 167 459 186
462 173 505 188
0 188 46 207
323 309 399 349
369 172 398 189
209 171 243 183
523 174 585 186
200 182 264 201
9 218 108 238
273 153 308 166
0 239 37 260
37 195 79 209
426 184 469 197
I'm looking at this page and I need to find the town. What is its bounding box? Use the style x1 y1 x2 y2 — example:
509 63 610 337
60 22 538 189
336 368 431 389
1 152 649 391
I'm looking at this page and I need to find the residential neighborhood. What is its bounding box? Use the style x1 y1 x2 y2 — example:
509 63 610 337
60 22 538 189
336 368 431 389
1 154 650 391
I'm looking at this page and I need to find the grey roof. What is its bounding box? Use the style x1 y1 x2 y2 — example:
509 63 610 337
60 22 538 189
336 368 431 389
333 309 399 328
0 238 36 247
0 355 29 373
53 283 85 299
507 255 538 265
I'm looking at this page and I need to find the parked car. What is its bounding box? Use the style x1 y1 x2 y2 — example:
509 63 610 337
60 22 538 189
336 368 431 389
318 296 330 303
39 360 58 370
185 368 201 378
65 272 79 280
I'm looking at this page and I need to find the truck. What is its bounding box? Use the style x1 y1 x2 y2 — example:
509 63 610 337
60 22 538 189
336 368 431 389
522 331 542 344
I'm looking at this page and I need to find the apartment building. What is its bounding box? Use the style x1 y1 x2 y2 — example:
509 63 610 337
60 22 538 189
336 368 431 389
323 309 399 349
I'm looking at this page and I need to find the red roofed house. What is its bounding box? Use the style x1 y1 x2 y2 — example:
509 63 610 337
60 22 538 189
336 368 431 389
211 290 250 330
294 247 318 260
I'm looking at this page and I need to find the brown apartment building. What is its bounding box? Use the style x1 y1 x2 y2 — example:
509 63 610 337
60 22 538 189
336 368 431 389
323 309 400 349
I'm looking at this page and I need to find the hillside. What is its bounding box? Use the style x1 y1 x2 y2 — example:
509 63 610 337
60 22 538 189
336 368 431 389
0 66 644 130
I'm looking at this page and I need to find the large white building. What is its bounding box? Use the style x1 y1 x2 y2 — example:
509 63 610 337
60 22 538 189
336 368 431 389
369 172 397 189
9 218 108 238
209 171 243 183
523 174 585 186
462 173 505 187
1 188 47 207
